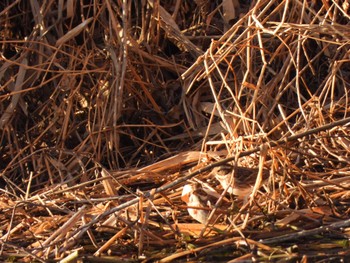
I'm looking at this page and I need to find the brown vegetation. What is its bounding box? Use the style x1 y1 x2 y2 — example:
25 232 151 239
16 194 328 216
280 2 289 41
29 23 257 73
0 0 350 261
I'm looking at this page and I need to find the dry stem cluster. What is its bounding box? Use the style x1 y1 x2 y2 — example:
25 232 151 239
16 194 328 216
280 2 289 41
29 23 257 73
0 0 349 261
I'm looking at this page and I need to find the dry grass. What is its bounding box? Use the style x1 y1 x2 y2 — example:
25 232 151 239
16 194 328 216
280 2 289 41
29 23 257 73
0 0 350 261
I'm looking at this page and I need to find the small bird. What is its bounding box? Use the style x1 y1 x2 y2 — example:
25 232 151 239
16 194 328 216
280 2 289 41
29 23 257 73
212 164 269 202
181 183 221 224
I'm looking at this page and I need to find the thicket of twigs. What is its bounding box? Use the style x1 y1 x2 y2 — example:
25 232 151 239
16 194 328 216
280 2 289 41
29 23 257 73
1 0 350 262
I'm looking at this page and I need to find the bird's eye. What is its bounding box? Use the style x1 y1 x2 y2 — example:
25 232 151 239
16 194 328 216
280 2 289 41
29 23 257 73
215 165 233 175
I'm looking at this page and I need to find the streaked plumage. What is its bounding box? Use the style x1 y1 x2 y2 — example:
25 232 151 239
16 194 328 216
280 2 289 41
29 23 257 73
212 164 269 201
